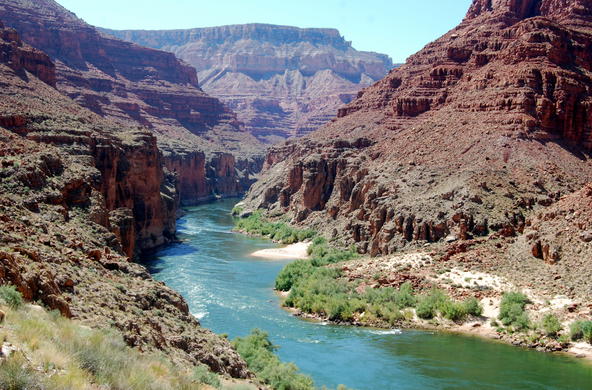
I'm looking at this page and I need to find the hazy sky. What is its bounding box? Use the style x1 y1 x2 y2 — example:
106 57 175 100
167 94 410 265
55 0 472 62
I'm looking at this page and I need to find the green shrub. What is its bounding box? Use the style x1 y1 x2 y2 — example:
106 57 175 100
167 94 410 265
394 282 416 309
0 285 23 310
235 211 316 245
275 260 315 291
192 364 220 389
463 297 483 317
570 321 586 341
233 329 314 390
416 289 448 320
0 355 44 390
440 300 467 322
498 292 530 331
308 238 357 267
231 204 244 216
541 314 562 338
416 297 435 319
578 321 592 344
284 268 350 321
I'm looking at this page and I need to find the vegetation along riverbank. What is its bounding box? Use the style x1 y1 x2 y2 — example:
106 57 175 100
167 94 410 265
233 209 592 361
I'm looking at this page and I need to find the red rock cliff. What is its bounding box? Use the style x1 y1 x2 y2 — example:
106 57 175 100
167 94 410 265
102 24 394 143
243 0 592 256
0 20 177 256
0 20 55 86
0 0 265 204
0 20 248 377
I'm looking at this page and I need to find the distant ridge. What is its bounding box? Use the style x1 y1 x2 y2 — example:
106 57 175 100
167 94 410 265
102 23 394 143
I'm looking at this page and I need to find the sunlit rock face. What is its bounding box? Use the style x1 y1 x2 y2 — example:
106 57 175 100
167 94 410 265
102 24 394 143
241 0 592 259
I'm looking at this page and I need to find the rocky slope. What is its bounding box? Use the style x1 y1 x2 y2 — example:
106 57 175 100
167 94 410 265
0 18 250 377
102 24 394 143
242 0 592 299
0 0 266 205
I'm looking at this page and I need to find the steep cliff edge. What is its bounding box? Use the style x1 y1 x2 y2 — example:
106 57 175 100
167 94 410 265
0 0 266 204
243 0 592 275
102 24 394 143
0 19 249 377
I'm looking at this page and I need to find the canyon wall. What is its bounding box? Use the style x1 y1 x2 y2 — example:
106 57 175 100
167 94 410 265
102 24 394 143
243 0 592 259
0 17 249 377
0 0 266 205
162 150 264 205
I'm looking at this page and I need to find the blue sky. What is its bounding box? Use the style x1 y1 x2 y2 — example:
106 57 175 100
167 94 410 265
55 0 472 63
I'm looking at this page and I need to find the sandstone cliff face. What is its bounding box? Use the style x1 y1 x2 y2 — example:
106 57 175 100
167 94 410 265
0 21 56 86
0 20 249 377
243 0 592 258
0 20 177 256
162 150 263 205
102 24 394 143
0 0 265 204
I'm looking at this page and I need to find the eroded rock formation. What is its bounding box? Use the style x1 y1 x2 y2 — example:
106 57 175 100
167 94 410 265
243 0 592 258
0 17 249 377
102 24 394 143
0 0 266 204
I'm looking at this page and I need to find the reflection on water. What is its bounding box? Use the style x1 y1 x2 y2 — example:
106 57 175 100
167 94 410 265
143 199 592 390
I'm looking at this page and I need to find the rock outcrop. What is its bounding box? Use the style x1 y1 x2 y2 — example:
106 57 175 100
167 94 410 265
102 24 394 143
243 0 592 259
0 16 249 377
0 20 55 86
0 0 266 204
162 149 263 205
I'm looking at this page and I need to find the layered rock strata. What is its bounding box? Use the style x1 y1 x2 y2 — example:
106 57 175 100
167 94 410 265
0 18 249 377
0 0 265 204
243 0 592 261
102 24 394 143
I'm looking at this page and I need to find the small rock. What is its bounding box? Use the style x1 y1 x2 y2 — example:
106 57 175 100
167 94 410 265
579 231 592 243
87 249 102 261
444 234 458 243
0 310 4 323
1 343 17 358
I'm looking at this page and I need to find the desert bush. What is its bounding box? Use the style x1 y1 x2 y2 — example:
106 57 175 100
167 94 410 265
0 285 23 310
572 321 592 343
233 329 314 390
308 238 357 267
193 364 221 389
415 289 448 320
462 297 483 317
0 355 44 390
0 304 223 389
540 314 562 338
275 260 315 291
498 292 530 331
235 211 315 245
570 321 586 341
440 300 467 322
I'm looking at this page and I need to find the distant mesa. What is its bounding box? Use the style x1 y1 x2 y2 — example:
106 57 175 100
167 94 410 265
101 24 395 143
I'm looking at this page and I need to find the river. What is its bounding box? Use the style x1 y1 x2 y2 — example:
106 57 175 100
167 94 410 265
143 199 592 390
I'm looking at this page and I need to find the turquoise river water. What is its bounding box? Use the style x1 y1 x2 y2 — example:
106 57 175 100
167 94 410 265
143 199 592 390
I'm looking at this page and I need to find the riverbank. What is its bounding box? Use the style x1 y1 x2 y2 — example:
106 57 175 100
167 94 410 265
251 242 311 259
233 211 592 364
147 199 592 389
275 250 592 362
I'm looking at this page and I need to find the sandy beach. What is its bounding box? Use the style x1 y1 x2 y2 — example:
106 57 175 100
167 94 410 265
251 242 311 260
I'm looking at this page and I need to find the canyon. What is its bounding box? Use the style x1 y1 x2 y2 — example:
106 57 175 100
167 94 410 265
0 1 254 379
0 0 266 207
102 24 394 143
242 0 592 302
1 0 592 387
